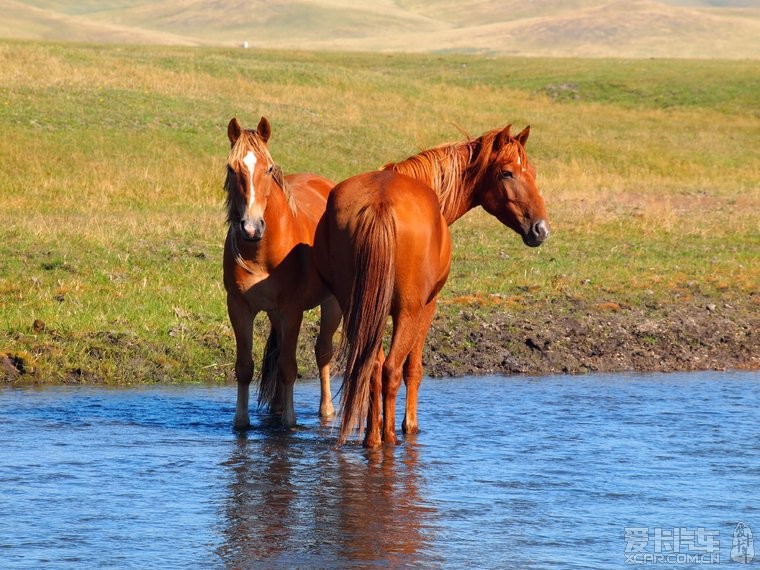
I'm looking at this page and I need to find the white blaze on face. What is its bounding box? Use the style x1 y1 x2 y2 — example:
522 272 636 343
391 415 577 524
517 154 526 172
242 151 257 208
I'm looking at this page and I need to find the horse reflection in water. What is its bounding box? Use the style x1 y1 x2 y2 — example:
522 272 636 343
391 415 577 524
334 445 437 565
216 427 435 567
217 430 298 565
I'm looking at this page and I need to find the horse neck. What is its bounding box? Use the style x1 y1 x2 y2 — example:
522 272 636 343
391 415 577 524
262 183 295 232
387 143 477 225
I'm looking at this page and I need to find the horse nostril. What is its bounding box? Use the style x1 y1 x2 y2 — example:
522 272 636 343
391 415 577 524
240 218 266 241
532 220 549 241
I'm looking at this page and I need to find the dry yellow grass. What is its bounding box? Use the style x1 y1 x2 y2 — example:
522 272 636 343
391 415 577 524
1 0 759 58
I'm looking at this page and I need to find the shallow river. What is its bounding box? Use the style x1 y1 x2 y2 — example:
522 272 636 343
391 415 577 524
1 371 758 568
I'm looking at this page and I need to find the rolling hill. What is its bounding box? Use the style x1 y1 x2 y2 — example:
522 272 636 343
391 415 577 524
1 0 758 58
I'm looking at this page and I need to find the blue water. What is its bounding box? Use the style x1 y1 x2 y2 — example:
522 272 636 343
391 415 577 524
1 371 758 568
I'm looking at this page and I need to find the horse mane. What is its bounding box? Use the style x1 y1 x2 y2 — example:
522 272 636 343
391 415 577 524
224 129 297 221
382 127 528 221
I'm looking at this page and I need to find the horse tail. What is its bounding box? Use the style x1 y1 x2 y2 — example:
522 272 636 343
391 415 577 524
338 202 396 445
257 323 280 411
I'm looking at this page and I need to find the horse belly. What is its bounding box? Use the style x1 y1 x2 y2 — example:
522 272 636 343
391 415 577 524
315 217 358 309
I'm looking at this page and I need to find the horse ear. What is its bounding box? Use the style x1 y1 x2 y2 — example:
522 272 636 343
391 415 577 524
494 124 512 150
515 125 530 147
257 116 271 143
228 117 242 146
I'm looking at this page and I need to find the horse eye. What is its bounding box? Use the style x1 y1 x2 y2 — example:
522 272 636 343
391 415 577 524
501 170 513 180
267 165 274 175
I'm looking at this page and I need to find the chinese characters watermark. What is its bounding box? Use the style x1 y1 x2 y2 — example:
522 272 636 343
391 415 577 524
731 522 755 564
624 523 755 565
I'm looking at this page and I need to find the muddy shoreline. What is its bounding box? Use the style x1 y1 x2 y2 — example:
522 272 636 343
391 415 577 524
2 297 758 384
420 297 760 377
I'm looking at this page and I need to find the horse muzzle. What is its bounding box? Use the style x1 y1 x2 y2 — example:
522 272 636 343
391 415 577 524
240 218 266 242
523 219 549 247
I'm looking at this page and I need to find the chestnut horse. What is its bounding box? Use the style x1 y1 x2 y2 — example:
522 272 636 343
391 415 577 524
314 124 549 447
224 117 340 429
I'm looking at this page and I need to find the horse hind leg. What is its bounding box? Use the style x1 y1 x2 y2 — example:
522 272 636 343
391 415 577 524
364 346 385 448
381 310 421 445
315 296 341 418
402 299 437 435
258 322 282 415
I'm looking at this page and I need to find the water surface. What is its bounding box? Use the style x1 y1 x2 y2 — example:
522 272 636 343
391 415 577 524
1 371 758 568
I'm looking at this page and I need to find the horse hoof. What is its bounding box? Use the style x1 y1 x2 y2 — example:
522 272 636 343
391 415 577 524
382 432 399 446
362 435 382 449
280 411 297 428
319 405 335 419
233 414 251 431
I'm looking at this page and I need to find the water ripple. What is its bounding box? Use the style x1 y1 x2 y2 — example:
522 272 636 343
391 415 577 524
0 371 758 568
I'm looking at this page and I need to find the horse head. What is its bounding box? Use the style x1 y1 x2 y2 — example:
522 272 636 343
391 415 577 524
476 125 549 247
225 116 276 242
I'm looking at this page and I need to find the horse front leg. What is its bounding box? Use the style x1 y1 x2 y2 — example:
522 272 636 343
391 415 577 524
277 310 304 428
228 294 255 430
315 296 341 418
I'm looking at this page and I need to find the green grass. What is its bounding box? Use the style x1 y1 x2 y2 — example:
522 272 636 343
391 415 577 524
1 40 758 383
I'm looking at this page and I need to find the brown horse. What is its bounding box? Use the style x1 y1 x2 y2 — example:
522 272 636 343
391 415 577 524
224 117 341 429
314 124 549 447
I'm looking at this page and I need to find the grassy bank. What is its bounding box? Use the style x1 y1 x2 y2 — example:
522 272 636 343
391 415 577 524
1 40 758 384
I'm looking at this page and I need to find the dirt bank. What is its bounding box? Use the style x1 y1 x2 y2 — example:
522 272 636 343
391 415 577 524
420 297 759 377
2 297 758 385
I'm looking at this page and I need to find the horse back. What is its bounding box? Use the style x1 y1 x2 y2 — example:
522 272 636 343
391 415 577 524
286 173 333 234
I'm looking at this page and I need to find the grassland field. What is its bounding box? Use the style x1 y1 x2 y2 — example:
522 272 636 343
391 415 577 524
1 40 758 384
